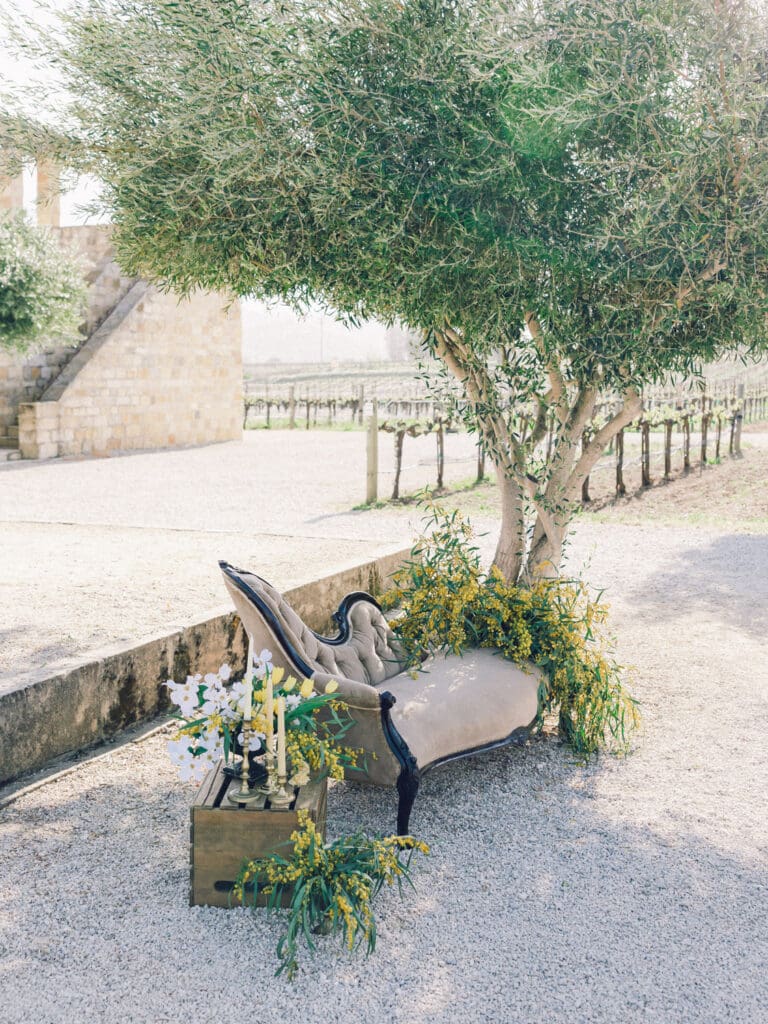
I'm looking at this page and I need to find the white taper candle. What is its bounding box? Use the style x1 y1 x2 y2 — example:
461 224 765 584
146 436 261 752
276 697 286 776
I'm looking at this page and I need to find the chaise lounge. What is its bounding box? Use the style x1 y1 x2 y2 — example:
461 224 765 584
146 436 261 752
220 561 545 834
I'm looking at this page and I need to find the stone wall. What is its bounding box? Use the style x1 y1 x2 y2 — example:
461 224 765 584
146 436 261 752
19 284 242 458
1 222 242 459
0 346 78 434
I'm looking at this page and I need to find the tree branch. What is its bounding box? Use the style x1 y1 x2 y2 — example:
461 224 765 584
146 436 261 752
525 312 568 425
569 387 642 485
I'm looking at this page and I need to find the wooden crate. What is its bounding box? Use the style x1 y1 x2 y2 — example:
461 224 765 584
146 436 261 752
189 761 328 908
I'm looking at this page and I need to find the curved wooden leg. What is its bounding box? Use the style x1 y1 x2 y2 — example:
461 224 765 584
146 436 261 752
396 766 420 835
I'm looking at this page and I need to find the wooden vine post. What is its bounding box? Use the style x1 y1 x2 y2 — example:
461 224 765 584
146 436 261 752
700 413 710 467
366 399 378 504
663 420 674 480
733 407 741 456
288 385 296 430
734 410 743 456
615 428 626 497
641 420 652 487
683 414 691 471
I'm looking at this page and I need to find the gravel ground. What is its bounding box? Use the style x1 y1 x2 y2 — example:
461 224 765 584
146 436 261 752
1 520 766 1024
0 431 479 682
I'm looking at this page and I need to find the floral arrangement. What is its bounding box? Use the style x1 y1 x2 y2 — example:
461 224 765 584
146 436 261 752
382 503 639 755
165 651 361 782
233 810 430 978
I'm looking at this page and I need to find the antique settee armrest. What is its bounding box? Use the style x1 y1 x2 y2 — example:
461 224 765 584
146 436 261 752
310 670 402 787
310 669 385 710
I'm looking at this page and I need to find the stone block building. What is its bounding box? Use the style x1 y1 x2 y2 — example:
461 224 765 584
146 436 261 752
0 168 242 461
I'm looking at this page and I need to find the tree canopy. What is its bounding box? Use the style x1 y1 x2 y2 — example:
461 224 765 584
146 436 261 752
4 0 767 576
0 211 85 352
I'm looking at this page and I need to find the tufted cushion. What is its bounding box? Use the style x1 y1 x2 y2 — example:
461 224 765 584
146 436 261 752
220 565 407 686
386 649 542 771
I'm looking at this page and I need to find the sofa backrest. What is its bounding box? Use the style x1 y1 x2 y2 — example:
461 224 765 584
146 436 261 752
219 562 406 686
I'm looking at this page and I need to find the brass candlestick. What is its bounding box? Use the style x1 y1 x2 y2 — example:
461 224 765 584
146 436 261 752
227 718 260 805
268 766 293 809
259 741 278 796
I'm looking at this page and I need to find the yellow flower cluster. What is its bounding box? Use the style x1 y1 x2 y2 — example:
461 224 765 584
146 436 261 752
232 811 430 977
284 729 362 781
387 503 639 755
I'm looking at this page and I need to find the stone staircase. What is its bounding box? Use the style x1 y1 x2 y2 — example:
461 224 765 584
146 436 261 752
0 241 137 463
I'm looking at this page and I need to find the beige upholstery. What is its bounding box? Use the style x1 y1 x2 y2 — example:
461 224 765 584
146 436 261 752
387 650 542 769
310 670 401 786
222 568 406 684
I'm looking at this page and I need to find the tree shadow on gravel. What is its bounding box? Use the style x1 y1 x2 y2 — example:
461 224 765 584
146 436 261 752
621 533 768 641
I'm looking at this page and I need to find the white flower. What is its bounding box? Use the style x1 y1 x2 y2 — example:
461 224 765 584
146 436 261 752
218 663 232 682
179 756 208 783
198 727 224 759
165 675 201 718
167 737 206 782
229 680 247 703
195 748 219 777
200 677 228 716
252 648 273 680
166 736 193 764
285 694 302 711
167 734 217 783
237 729 265 753
223 681 247 721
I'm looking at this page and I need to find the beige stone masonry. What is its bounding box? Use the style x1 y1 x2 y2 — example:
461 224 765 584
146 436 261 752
20 283 241 457
3 224 242 459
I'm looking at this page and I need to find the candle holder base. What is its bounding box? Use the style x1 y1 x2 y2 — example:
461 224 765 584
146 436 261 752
223 758 267 787
227 787 261 806
268 784 294 809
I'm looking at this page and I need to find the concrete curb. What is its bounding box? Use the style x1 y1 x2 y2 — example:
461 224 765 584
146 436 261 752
0 545 409 787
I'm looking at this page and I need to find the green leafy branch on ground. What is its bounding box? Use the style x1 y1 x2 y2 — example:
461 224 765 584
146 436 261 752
234 811 430 979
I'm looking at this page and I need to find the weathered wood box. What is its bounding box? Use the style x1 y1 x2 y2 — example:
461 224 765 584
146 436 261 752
190 761 328 909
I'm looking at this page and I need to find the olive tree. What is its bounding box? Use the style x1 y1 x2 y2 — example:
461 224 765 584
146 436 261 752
4 0 767 578
0 211 84 352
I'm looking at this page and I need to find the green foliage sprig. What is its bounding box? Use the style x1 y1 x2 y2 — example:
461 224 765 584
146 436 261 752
383 504 639 755
0 212 85 352
234 811 430 979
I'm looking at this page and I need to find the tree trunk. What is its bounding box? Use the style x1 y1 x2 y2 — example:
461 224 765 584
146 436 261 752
528 522 567 579
491 470 526 582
